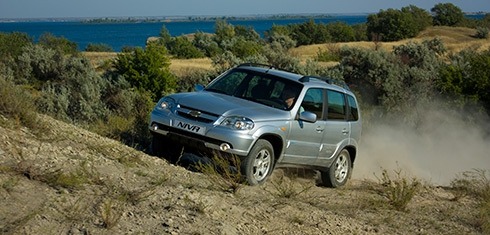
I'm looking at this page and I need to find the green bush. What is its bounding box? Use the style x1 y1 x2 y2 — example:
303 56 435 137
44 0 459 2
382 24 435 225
438 49 490 113
192 31 222 57
367 8 424 42
325 22 356 42
167 36 204 59
113 42 176 100
289 19 330 46
331 40 442 120
431 3 465 26
0 32 32 62
373 168 421 212
316 45 341 62
476 27 489 39
85 43 114 52
38 33 78 55
16 44 108 124
0 67 38 129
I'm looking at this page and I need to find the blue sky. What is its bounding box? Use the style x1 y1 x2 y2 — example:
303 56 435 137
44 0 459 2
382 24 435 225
0 0 488 19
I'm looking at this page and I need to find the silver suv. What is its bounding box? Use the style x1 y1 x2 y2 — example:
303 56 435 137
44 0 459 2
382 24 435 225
149 64 361 187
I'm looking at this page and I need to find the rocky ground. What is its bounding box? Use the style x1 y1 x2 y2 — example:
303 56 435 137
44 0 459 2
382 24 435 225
0 114 486 234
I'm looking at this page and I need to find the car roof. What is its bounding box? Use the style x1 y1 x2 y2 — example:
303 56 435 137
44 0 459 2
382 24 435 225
236 64 354 95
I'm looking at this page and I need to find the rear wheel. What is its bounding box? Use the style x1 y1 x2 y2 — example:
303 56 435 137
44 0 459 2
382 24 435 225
321 149 351 188
241 139 274 185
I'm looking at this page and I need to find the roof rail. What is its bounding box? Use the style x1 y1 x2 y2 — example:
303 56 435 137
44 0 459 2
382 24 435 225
299 75 351 91
237 63 275 69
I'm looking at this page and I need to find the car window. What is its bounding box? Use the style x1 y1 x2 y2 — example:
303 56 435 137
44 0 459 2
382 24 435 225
327 90 346 120
347 95 359 121
206 70 248 96
301 88 324 118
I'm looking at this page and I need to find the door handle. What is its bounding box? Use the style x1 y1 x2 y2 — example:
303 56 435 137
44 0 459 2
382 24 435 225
342 129 349 134
316 126 324 132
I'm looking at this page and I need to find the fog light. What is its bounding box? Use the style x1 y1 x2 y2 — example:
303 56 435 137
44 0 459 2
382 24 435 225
220 143 231 151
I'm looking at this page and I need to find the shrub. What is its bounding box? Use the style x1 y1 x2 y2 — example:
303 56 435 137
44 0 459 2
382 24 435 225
176 69 215 92
0 32 32 62
367 8 421 42
96 78 154 149
0 68 38 129
267 173 313 199
325 22 356 42
316 45 341 62
438 49 490 113
431 3 465 26
195 153 243 194
450 169 490 233
192 31 222 57
373 168 421 211
476 27 489 39
16 44 108 124
289 19 330 46
167 36 204 59
85 43 114 52
38 33 78 55
113 42 176 100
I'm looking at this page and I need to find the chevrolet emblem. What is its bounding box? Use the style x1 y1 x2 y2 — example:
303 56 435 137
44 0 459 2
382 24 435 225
189 110 201 117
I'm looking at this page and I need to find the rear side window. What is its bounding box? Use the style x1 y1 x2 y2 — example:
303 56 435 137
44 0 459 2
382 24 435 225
347 95 359 121
327 90 346 120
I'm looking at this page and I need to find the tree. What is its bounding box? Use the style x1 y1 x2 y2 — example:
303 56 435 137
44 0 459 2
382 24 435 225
367 8 419 42
431 3 464 26
401 5 433 32
325 22 356 42
114 42 176 100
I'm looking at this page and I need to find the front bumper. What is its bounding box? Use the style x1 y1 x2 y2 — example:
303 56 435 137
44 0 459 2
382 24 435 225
150 109 256 156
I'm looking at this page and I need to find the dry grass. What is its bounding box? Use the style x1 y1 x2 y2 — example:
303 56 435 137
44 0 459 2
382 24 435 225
291 26 490 59
82 26 490 74
169 58 213 77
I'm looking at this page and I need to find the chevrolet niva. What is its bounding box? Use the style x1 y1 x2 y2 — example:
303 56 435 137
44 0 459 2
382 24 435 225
149 64 361 187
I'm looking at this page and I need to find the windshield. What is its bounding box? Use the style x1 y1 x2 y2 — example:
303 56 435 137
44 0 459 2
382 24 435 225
205 69 303 110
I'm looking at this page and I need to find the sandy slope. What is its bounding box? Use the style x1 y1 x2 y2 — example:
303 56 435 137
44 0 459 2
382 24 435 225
0 114 485 234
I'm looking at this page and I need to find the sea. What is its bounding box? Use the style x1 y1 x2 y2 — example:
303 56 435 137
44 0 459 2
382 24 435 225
0 14 485 52
0 15 368 52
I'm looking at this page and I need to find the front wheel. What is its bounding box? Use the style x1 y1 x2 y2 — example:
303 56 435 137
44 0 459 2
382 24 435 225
321 149 351 188
241 139 274 185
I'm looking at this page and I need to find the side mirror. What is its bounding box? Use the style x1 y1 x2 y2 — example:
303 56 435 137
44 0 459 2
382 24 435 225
299 111 317 123
195 84 205 92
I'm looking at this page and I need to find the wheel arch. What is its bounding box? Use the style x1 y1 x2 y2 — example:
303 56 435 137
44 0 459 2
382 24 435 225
344 145 357 168
257 133 283 163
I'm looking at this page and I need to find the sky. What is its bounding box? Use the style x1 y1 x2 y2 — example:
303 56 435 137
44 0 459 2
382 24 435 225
0 0 489 19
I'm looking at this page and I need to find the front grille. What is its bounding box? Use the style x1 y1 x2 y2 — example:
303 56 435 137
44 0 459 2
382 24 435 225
176 105 219 124
177 111 214 123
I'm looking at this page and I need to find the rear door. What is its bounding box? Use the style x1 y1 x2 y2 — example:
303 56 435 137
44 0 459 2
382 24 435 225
315 89 350 166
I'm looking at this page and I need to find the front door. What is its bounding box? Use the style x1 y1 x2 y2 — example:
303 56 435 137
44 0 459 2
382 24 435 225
282 88 325 165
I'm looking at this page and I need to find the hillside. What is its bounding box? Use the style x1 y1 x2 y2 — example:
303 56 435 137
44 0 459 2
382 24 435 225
1 113 488 234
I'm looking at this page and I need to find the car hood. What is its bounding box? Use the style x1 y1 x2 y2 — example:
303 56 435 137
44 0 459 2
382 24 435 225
170 91 291 121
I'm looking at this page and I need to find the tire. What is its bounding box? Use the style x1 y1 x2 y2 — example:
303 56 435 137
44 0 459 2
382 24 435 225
241 139 274 185
321 149 351 188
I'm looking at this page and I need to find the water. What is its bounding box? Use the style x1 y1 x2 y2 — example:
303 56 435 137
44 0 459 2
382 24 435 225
0 15 367 52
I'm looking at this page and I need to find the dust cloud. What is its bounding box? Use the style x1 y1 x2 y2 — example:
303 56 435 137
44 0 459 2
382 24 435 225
352 107 490 186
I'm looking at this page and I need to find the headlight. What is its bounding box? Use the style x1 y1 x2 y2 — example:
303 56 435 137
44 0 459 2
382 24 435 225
156 97 176 110
220 116 254 130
